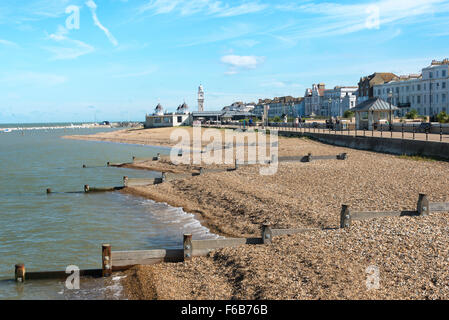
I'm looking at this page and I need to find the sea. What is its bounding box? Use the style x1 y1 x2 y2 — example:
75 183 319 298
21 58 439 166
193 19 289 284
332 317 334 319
0 123 217 300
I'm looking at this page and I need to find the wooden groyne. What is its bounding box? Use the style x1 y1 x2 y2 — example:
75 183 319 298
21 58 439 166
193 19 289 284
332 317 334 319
12 192 448 282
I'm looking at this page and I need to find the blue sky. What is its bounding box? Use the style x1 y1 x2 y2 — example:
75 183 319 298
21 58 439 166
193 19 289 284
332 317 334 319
1 0 449 123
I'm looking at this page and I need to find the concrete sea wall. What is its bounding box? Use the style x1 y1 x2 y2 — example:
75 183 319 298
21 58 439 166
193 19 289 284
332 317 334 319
277 131 449 160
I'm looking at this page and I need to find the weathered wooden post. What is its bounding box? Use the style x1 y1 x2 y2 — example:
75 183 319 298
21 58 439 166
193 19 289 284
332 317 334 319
15 264 25 282
235 159 239 170
84 185 90 193
107 162 110 167
305 153 312 162
417 194 430 216
46 188 52 194
132 156 136 162
183 234 193 261
161 172 167 182
199 167 204 175
82 164 87 168
178 149 183 157
102 244 112 277
340 205 351 228
262 224 272 244
123 176 129 186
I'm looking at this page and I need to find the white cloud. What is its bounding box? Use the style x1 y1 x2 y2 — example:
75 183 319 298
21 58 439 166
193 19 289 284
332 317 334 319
45 25 95 60
86 0 118 46
221 54 264 74
221 55 264 69
139 0 267 17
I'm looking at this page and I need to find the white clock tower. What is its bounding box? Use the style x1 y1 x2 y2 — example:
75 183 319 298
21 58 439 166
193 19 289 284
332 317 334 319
198 85 204 112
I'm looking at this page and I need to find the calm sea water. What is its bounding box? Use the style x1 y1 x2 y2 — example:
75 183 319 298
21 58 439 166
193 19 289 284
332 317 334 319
0 124 216 300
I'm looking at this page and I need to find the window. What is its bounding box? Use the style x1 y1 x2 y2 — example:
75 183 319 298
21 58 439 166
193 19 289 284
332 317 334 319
177 116 182 122
417 95 421 104
417 84 421 91
443 82 447 89
443 70 447 77
406 86 410 92
430 72 433 79
443 94 447 103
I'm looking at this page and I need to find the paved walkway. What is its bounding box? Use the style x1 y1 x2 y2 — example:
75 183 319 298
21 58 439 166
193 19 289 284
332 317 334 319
203 124 449 144
271 126 449 143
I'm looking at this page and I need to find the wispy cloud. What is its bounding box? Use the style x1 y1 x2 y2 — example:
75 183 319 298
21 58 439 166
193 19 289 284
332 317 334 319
0 39 18 47
45 25 95 60
271 0 449 44
139 0 267 17
221 54 264 74
86 0 118 46
178 22 254 47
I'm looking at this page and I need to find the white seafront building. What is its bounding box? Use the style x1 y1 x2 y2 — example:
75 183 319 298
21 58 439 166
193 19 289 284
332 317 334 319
373 59 449 117
322 86 358 117
144 103 191 128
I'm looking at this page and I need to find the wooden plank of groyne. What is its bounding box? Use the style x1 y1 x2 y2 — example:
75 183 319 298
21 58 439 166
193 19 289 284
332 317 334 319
191 238 263 256
26 269 103 280
351 211 402 220
271 228 315 237
125 178 155 187
351 211 418 220
429 202 449 212
111 249 184 267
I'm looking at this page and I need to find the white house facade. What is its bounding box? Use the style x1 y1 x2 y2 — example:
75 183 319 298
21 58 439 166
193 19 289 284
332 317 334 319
373 59 449 117
322 86 358 117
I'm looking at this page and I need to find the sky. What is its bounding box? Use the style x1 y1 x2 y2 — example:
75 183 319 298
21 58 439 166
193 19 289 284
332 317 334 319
1 0 449 123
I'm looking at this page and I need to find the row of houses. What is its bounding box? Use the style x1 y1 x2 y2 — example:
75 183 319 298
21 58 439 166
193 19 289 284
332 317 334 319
261 58 449 119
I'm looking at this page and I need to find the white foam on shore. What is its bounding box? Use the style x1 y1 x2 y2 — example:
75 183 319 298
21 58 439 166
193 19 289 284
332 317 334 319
140 198 222 240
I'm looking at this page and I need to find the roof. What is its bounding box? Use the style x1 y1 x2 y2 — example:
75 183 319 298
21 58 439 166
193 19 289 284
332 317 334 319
221 111 253 118
191 111 223 117
352 98 399 112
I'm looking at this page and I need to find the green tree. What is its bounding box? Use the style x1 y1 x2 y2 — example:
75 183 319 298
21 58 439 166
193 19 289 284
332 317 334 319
343 110 355 118
272 116 281 123
437 111 449 123
406 109 418 119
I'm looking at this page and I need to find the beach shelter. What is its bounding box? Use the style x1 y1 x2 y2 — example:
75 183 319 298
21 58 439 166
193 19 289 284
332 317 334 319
352 98 399 130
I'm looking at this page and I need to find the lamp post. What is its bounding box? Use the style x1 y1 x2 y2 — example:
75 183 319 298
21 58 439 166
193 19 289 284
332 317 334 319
388 89 393 131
